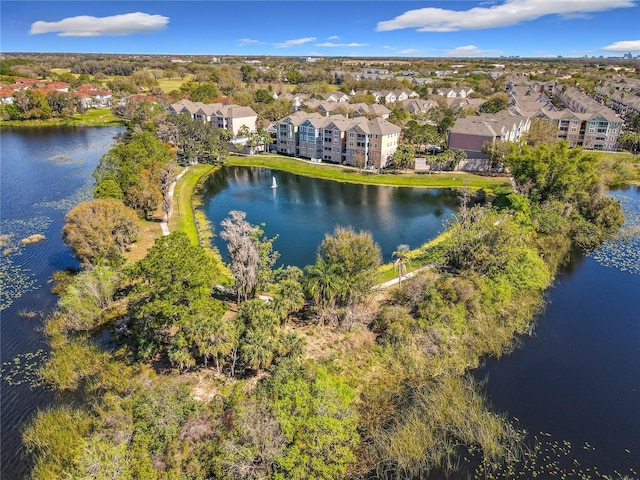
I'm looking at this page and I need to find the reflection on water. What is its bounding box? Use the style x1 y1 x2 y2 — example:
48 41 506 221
201 166 459 268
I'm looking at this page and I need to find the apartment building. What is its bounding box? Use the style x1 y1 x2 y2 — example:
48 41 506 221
274 111 401 167
168 99 258 136
539 109 622 151
447 111 531 158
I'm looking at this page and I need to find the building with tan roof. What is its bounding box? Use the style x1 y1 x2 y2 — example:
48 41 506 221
447 111 531 158
274 111 400 167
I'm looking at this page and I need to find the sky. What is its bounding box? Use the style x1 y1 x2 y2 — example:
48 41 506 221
1 0 640 58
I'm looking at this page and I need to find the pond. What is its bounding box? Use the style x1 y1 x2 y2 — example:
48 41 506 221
200 166 460 268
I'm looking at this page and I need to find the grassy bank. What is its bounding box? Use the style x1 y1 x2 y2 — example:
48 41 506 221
169 164 218 244
228 154 514 196
0 108 123 127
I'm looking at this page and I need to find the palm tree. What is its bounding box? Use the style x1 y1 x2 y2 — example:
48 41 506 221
241 328 275 371
392 244 412 285
303 259 345 313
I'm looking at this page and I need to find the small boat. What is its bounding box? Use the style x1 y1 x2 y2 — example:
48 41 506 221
271 176 278 188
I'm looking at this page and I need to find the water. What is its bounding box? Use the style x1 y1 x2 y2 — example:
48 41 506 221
477 187 640 477
0 126 124 479
201 166 459 268
2 136 638 478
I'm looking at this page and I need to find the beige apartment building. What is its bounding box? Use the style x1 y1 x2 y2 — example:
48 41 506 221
275 112 401 167
169 99 258 136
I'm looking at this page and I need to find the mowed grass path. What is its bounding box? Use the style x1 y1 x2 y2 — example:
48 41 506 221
228 154 514 196
169 164 218 243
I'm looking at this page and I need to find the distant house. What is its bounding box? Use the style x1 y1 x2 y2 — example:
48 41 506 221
0 89 14 105
350 103 392 119
322 91 350 103
435 87 474 99
73 85 112 109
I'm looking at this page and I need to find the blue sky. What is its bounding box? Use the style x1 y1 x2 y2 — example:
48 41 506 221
2 1 639 58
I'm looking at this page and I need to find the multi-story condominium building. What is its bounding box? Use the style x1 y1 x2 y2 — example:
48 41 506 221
274 112 401 167
538 109 622 151
169 99 258 136
506 82 624 151
447 111 531 158
344 117 401 168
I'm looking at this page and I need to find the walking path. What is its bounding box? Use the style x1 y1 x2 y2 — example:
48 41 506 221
373 264 434 290
161 167 189 236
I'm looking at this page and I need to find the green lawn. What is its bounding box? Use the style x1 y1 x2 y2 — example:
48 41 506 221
170 164 218 244
228 154 514 196
0 108 123 127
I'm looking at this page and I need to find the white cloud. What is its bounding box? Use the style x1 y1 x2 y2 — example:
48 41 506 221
376 0 635 32
274 37 316 48
397 48 424 55
237 38 260 46
601 39 640 52
30 12 168 37
444 45 502 56
315 42 368 47
328 35 340 40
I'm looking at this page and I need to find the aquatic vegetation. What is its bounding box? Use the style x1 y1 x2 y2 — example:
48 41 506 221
0 256 39 311
20 234 46 245
47 155 82 165
0 234 13 248
0 216 53 309
473 432 637 479
590 191 640 274
0 349 48 388
36 177 94 211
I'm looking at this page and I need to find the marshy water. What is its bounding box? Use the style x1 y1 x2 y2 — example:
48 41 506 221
0 126 124 478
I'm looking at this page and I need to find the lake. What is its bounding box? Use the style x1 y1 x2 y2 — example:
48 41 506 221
0 126 124 479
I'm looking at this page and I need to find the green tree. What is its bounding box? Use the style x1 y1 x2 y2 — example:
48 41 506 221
190 82 219 103
240 64 258 83
93 131 175 217
262 361 359 480
478 92 510 114
392 143 416 172
46 91 75 117
128 232 223 360
303 258 345 317
63 198 140 268
619 131 640 155
316 226 382 307
93 179 124 200
254 88 274 104
526 118 559 147
505 141 598 204
272 278 305 324
26 88 52 119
